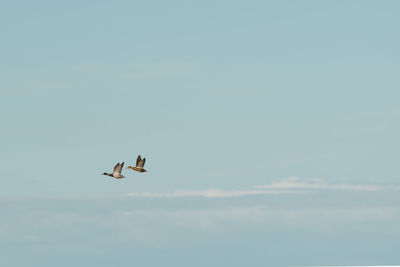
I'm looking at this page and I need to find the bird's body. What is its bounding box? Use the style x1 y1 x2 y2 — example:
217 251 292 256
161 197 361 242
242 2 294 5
102 162 125 178
129 167 147 172
127 155 148 172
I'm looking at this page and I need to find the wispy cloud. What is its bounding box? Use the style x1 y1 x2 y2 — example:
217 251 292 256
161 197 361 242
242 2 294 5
126 177 391 198
126 189 299 198
3 202 398 245
254 177 384 191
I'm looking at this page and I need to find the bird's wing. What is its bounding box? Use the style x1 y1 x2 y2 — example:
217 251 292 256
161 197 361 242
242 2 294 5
136 155 142 167
115 162 124 174
137 157 145 168
113 163 120 173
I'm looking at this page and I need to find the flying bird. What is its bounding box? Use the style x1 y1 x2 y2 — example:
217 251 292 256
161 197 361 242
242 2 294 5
102 162 125 178
127 155 148 172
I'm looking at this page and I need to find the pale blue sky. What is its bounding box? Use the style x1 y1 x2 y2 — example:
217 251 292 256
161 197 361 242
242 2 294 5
1 1 400 266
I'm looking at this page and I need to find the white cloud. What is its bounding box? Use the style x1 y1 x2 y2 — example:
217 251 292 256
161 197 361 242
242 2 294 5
126 177 388 198
126 189 299 198
254 177 384 191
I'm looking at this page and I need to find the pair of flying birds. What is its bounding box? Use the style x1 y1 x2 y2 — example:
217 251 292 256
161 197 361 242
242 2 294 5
102 155 147 179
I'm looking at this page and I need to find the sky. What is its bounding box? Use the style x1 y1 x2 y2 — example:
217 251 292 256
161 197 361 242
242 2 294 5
1 0 400 266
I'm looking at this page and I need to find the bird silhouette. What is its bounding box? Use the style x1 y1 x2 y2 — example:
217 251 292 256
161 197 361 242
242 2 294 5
127 155 148 172
102 162 126 178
